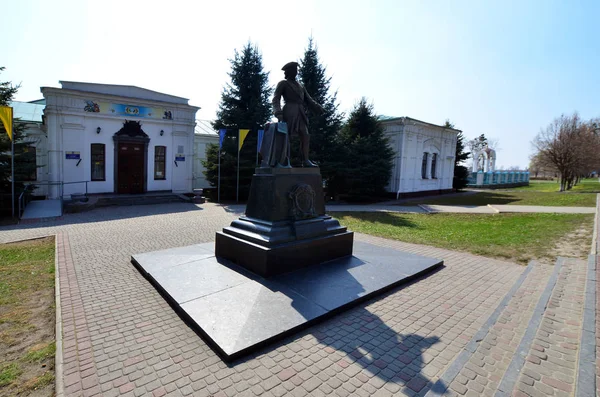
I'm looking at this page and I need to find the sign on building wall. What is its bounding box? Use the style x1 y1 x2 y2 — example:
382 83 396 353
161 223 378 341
83 100 173 120
175 145 185 161
65 151 80 160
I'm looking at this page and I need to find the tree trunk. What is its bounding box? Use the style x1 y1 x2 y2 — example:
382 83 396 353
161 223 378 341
559 174 566 192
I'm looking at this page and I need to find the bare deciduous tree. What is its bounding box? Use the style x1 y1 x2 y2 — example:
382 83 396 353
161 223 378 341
532 113 600 191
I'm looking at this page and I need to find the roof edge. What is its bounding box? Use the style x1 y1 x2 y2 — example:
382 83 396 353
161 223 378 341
380 116 462 132
54 81 193 106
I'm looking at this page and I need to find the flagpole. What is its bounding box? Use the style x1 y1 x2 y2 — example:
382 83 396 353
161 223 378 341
11 135 14 218
236 130 240 203
217 146 221 204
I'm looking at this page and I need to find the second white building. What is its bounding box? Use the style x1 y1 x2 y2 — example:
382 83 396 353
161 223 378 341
381 116 459 197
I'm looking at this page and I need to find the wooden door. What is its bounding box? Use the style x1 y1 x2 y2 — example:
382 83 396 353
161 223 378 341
117 143 145 194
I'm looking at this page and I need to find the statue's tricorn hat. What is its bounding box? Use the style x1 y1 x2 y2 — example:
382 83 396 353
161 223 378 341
282 62 299 71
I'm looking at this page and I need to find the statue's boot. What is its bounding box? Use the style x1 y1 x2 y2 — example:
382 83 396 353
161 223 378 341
275 159 292 169
300 135 318 167
302 159 319 167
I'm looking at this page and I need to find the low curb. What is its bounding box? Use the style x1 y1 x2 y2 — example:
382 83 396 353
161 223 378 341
54 234 65 397
418 204 436 213
591 194 599 255
576 255 597 396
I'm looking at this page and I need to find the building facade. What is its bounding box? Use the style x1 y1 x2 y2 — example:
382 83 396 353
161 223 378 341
381 117 459 197
14 85 462 201
25 81 202 198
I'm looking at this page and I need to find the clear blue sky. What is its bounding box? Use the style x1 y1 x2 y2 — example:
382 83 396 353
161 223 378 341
3 0 599 168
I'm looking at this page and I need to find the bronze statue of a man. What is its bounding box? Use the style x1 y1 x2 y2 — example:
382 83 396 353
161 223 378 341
273 61 324 167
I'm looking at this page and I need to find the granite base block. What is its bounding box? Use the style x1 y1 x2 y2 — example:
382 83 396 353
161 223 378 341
215 229 354 277
132 241 443 361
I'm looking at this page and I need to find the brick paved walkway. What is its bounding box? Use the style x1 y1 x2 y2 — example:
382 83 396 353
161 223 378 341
513 257 586 397
0 201 597 396
448 261 555 396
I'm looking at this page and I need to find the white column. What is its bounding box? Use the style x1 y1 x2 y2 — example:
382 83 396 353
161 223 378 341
476 172 484 185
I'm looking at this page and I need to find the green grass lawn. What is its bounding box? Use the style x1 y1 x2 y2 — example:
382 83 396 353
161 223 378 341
512 178 600 193
406 179 599 207
0 237 55 396
332 212 594 264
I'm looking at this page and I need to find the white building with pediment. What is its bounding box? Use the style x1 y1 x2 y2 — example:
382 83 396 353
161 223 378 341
380 116 459 197
11 81 221 202
41 81 200 198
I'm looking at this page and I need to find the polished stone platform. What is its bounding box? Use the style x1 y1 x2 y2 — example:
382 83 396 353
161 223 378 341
131 241 443 361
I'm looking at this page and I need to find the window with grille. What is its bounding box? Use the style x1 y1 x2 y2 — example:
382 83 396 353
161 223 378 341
421 152 428 179
154 146 166 180
431 153 437 179
91 144 105 181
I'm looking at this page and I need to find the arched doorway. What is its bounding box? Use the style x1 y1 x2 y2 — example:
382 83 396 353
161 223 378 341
113 120 150 194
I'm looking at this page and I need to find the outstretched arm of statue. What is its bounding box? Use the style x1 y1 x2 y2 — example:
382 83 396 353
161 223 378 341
272 81 285 121
303 87 325 115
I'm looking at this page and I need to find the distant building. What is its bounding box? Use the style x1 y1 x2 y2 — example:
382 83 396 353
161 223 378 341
13 81 217 198
380 116 459 197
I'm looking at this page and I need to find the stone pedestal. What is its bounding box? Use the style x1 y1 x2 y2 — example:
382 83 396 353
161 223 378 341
215 167 354 277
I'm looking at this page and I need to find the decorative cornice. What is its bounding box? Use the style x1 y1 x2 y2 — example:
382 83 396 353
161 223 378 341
42 108 196 127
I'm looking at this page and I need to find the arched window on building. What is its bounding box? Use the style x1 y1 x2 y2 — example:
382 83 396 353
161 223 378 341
154 146 166 180
431 153 437 179
91 144 105 181
421 152 428 179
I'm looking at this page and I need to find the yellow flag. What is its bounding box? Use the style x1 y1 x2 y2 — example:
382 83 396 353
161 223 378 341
0 106 13 141
238 129 250 151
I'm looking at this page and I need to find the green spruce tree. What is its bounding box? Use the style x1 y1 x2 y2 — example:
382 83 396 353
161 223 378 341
444 119 470 190
0 67 36 215
298 37 345 197
338 98 394 201
203 43 273 201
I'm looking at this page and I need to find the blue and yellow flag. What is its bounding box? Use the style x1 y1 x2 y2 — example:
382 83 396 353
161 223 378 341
0 106 13 141
239 129 250 151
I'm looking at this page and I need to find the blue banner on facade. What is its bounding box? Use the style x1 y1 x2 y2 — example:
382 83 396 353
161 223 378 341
111 103 153 118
